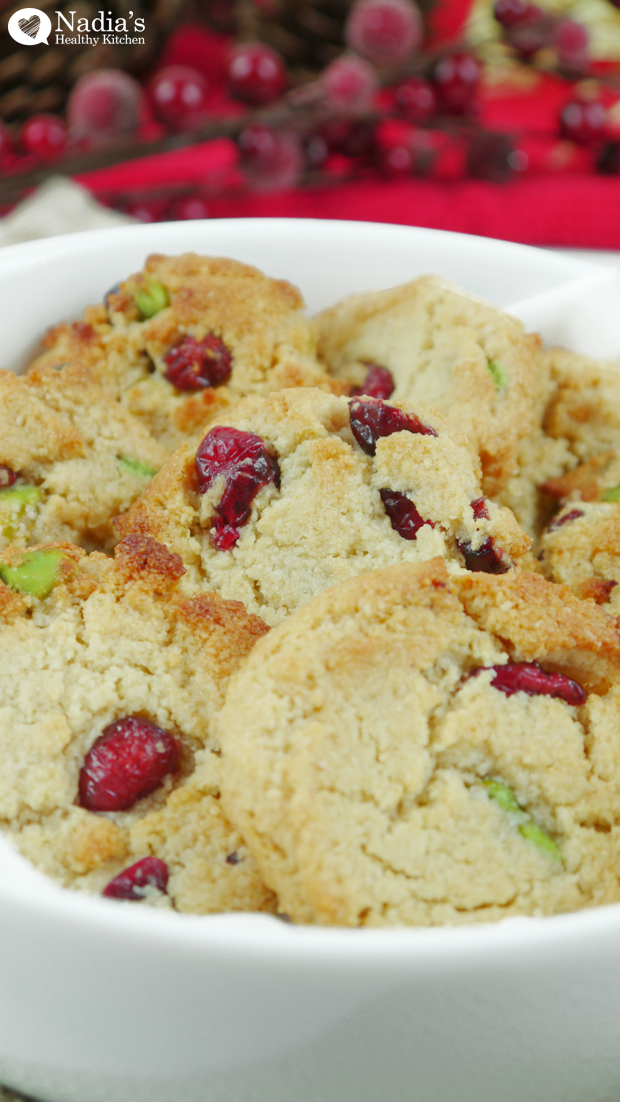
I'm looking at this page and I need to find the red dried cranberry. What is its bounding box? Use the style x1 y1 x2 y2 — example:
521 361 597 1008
0 465 18 488
471 497 490 520
163 333 232 391
349 398 437 456
457 536 509 574
351 364 395 400
471 661 585 705
78 717 181 812
549 507 584 531
103 857 169 900
380 489 430 539
195 427 280 551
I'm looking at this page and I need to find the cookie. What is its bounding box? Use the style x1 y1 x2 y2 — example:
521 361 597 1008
0 362 168 552
29 253 345 452
0 534 274 915
219 559 620 927
117 388 530 627
314 275 542 497
539 501 620 611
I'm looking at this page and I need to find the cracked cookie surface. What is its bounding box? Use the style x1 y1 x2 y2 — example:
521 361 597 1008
219 559 620 926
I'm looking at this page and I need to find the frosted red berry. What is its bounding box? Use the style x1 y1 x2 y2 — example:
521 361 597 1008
432 53 481 115
20 114 67 160
351 364 395 399
149 66 209 131
457 536 509 574
554 18 589 73
103 857 169 900
320 54 378 113
0 465 18 488
345 0 424 66
78 716 181 812
195 426 280 551
164 334 232 390
349 397 437 456
67 69 144 146
380 489 430 539
395 77 437 124
228 42 287 106
493 0 540 27
560 98 607 145
238 125 302 191
471 661 585 705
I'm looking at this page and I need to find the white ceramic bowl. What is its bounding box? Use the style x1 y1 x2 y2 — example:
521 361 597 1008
1 220 620 1102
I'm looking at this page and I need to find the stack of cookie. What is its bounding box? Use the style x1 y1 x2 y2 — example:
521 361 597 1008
2 252 620 928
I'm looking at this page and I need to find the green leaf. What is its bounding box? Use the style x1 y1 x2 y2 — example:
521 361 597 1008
487 360 508 390
519 821 563 863
133 280 169 319
0 548 69 599
601 485 620 503
118 456 158 479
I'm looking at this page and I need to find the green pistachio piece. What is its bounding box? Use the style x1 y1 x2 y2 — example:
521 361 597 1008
0 485 42 539
483 778 521 814
486 360 508 390
483 777 562 863
601 485 620 503
519 821 563 863
134 279 169 319
117 456 158 479
0 548 69 599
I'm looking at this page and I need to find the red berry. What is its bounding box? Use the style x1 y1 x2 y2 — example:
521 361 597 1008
505 14 554 58
471 662 585 705
238 125 302 191
395 76 437 124
349 397 437 456
554 18 589 73
548 507 584 530
345 0 424 65
20 114 67 160
493 0 541 27
0 122 14 167
471 497 489 520
560 97 607 145
457 536 509 574
67 69 144 147
149 66 209 131
432 53 481 115
227 42 287 106
351 364 395 399
78 717 181 813
380 489 430 539
375 120 416 176
103 857 169 900
303 133 329 171
0 465 18 488
195 427 280 551
164 333 232 390
320 54 378 113
168 195 210 220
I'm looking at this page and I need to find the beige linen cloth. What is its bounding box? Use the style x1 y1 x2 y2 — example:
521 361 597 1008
0 176 133 247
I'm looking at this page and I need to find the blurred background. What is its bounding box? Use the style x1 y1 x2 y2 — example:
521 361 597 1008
0 0 620 245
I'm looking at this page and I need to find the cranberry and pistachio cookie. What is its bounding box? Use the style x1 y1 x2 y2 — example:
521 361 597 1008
117 388 530 627
539 501 620 611
29 253 345 453
313 275 542 497
219 560 620 927
0 362 167 552
0 534 274 915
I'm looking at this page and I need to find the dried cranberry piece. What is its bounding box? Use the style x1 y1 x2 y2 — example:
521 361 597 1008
380 488 431 540
351 364 395 400
78 716 181 812
349 398 437 456
471 661 586 705
102 857 169 900
0 465 18 488
457 536 509 574
471 497 489 520
549 507 584 531
195 426 280 551
163 333 232 391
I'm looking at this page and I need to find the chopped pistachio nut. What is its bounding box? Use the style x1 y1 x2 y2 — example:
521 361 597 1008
0 485 42 540
0 548 69 599
483 778 562 863
601 485 620 503
117 456 158 479
134 279 169 320
486 360 508 390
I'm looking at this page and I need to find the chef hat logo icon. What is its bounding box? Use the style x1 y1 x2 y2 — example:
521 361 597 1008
8 8 52 45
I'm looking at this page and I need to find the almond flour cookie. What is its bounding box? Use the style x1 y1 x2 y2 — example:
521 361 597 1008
117 388 530 627
219 560 620 927
29 253 345 453
0 534 274 915
0 362 167 552
314 275 542 497
539 501 620 612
